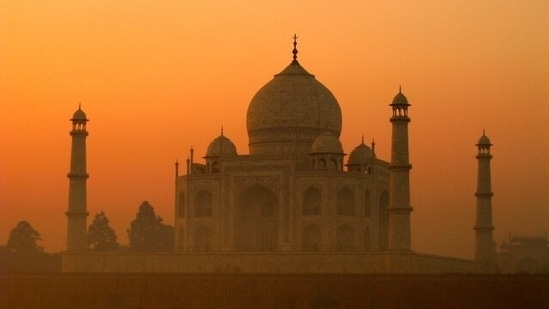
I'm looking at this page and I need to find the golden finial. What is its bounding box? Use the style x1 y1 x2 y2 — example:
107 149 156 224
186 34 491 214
292 34 299 64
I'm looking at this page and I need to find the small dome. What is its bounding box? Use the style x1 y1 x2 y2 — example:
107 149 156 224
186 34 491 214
71 107 88 121
206 134 237 157
310 132 343 154
347 142 374 165
477 132 492 146
391 90 409 106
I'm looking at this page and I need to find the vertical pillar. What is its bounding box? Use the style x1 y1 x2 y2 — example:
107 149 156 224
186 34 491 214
66 106 89 251
388 88 413 251
475 131 495 262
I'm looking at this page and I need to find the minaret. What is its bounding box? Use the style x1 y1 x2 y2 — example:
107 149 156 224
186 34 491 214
474 131 495 261
388 87 413 251
66 105 89 251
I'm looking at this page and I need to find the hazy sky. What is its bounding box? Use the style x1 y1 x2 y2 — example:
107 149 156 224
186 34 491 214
1 1 548 259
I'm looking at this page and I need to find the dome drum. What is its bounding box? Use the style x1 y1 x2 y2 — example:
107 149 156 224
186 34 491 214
310 132 344 155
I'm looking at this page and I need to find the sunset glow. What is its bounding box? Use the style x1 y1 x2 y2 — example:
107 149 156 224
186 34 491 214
1 1 548 259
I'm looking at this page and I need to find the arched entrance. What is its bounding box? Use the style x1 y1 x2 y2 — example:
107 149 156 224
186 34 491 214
235 184 277 251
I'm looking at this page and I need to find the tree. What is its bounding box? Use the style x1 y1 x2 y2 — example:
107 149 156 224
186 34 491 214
6 221 43 254
127 201 174 252
87 211 118 251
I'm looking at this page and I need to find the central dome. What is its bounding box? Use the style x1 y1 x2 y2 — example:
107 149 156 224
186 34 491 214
246 61 342 157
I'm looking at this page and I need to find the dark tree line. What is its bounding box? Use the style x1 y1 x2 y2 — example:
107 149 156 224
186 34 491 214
0 221 60 272
127 201 174 252
88 211 118 251
87 200 174 252
2 201 174 272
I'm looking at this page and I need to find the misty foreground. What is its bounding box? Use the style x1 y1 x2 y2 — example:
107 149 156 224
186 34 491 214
1 273 548 308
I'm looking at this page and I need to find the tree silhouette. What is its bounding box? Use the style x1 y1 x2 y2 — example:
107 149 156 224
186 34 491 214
87 211 118 251
6 221 43 254
127 201 174 252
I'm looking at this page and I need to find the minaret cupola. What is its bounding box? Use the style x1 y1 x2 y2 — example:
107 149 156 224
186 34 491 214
71 104 89 131
476 130 492 156
390 86 410 118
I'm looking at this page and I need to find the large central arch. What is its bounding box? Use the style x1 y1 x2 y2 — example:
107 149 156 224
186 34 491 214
235 184 278 251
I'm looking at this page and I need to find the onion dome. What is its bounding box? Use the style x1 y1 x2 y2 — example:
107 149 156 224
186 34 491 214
310 131 344 154
71 104 88 121
205 132 237 157
347 141 374 165
477 131 492 146
246 36 342 156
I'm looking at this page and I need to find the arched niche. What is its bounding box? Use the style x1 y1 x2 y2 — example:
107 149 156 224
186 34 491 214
337 187 355 215
234 184 277 251
194 190 213 217
303 187 321 215
336 224 354 251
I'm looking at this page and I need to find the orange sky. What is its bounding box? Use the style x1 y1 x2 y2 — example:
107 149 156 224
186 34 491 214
1 1 548 259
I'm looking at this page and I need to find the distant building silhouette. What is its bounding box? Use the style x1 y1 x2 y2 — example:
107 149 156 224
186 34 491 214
498 234 549 273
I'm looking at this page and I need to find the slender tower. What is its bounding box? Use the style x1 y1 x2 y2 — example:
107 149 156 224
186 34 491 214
474 131 495 261
388 88 413 251
66 105 89 251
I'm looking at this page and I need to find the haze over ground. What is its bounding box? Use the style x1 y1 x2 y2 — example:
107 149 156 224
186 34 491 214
1 1 548 259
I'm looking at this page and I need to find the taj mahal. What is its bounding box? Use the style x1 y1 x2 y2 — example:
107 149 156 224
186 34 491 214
62 38 497 273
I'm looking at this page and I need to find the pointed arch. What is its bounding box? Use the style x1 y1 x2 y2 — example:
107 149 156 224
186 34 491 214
337 187 355 215
211 161 220 173
318 158 326 170
194 190 213 217
302 224 321 251
235 184 277 251
303 187 321 215
327 158 337 170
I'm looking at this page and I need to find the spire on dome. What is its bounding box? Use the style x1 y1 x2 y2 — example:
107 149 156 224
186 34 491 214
291 34 299 65
221 126 224 136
